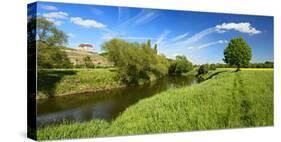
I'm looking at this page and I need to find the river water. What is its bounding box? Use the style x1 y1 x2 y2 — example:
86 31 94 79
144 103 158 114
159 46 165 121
37 75 198 127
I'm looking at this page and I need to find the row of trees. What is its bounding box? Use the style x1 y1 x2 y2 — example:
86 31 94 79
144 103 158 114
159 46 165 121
195 61 273 69
102 39 193 84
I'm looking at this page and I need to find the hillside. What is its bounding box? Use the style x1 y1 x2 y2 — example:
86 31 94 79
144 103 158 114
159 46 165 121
62 47 112 67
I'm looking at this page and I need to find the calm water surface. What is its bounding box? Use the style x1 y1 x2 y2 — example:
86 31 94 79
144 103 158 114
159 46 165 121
37 75 198 127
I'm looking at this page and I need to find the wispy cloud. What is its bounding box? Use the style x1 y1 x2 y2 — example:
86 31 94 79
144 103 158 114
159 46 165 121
121 36 158 40
171 32 189 42
182 28 217 45
91 8 104 16
155 30 170 45
216 22 261 35
99 9 160 43
40 5 58 11
118 7 131 24
70 17 106 29
197 40 227 49
118 9 160 29
167 22 261 50
43 11 68 19
134 10 159 25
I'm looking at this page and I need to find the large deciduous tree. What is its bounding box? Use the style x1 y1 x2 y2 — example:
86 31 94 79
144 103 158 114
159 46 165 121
223 37 252 71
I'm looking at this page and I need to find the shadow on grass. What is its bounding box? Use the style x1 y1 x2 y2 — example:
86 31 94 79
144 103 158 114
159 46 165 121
197 70 229 82
205 70 229 80
37 70 77 98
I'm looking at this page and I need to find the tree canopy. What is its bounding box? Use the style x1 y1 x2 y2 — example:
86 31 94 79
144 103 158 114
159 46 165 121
168 55 193 75
36 17 68 47
223 37 252 71
102 39 169 84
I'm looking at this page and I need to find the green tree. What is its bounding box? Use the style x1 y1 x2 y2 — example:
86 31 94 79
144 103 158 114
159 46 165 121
223 37 252 71
209 64 216 70
38 47 72 69
154 44 158 54
198 64 209 75
102 39 169 84
31 17 72 68
83 56 95 68
169 55 193 75
36 17 68 47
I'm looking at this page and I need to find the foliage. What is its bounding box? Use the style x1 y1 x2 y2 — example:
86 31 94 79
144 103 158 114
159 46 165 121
209 64 216 70
83 56 95 68
38 46 73 69
168 55 193 75
223 37 252 71
102 39 169 84
37 68 122 98
198 64 209 75
36 17 68 47
247 61 274 68
38 70 273 140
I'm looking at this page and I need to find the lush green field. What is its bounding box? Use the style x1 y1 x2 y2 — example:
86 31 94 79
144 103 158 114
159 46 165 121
37 68 123 98
37 70 273 140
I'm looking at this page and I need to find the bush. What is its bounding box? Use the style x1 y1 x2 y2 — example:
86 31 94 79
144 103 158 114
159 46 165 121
83 56 95 68
209 64 216 70
38 46 73 69
198 64 209 75
168 55 193 75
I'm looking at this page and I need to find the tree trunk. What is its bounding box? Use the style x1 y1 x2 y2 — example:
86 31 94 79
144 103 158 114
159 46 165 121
236 65 241 72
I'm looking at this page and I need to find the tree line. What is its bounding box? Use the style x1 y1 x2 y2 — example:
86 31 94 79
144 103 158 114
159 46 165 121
102 39 193 84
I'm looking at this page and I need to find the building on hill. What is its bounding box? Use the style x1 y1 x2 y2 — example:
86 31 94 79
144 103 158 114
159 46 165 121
77 43 96 53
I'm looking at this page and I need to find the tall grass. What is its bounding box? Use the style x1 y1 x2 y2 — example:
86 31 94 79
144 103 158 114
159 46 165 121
37 68 122 98
37 70 273 140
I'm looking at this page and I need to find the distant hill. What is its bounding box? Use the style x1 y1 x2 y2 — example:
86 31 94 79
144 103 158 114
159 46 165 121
61 47 112 67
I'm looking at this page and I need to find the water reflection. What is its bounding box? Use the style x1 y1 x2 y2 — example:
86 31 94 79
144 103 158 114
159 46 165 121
37 75 198 127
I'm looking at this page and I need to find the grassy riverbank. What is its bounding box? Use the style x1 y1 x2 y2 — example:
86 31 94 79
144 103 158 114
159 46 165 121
37 69 273 140
37 68 122 98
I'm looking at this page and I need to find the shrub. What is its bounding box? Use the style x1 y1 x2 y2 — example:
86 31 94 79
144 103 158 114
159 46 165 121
198 64 209 75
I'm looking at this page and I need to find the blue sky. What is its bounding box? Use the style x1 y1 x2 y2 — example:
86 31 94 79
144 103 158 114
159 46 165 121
30 2 273 64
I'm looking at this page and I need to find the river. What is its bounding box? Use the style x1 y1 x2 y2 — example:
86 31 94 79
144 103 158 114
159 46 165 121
37 75 198 127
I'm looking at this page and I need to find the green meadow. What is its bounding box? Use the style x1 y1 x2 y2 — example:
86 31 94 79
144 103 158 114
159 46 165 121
37 70 273 140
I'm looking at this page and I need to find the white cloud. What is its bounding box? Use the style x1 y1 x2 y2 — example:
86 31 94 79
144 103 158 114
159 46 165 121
155 30 170 45
43 12 68 19
198 40 228 49
118 9 160 29
215 22 261 35
70 17 106 29
40 5 58 11
121 36 157 40
165 22 260 51
171 32 189 42
134 11 158 25
183 28 217 45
